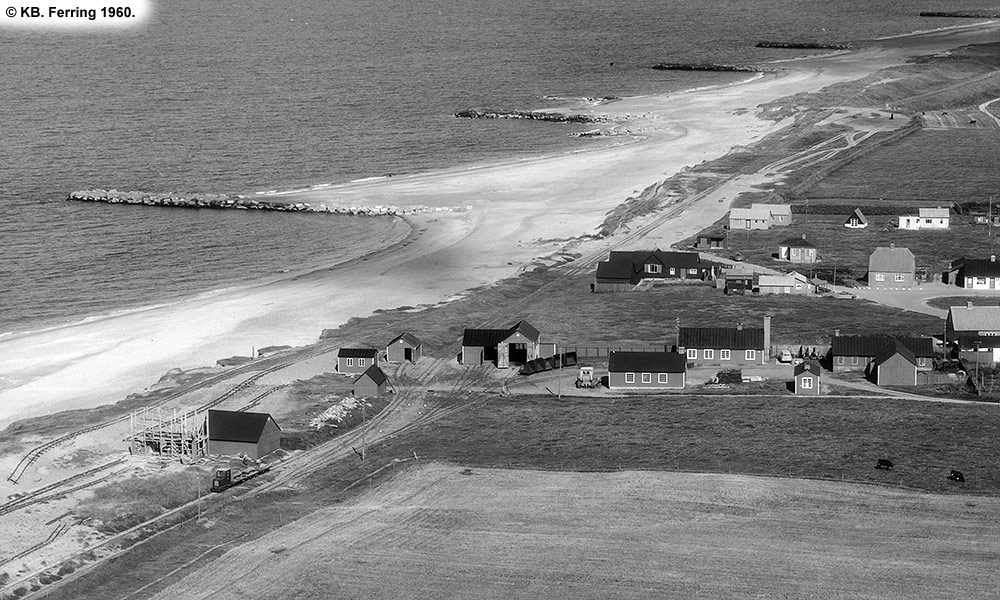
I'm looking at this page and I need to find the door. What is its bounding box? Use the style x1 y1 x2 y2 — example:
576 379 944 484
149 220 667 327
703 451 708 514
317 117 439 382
404 347 413 361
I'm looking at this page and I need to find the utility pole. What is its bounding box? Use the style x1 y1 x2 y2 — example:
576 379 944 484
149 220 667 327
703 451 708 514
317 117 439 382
557 345 561 399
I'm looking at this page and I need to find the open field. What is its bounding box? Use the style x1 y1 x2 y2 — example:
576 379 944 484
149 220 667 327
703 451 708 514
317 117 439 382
148 463 1000 600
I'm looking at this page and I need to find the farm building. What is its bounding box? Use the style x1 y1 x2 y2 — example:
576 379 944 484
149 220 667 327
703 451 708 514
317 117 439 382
756 272 814 295
946 303 1000 362
696 233 726 249
898 207 950 230
871 340 918 386
945 256 1000 289
678 317 770 366
337 348 380 375
793 361 822 395
867 245 915 289
844 208 868 229
353 365 390 398
607 351 686 390
777 235 817 264
594 249 712 291
386 332 422 362
462 320 545 368
830 334 934 373
207 409 281 460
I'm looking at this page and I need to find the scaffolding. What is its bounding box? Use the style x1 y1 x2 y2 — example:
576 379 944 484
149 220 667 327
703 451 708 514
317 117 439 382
129 407 207 460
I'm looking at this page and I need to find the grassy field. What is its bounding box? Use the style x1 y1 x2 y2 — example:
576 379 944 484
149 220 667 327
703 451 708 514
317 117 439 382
143 463 1000 600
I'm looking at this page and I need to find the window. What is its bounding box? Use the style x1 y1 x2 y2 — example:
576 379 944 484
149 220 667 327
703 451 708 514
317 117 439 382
801 376 813 389
646 263 662 274
687 348 697 359
925 219 932 224
346 358 354 367
968 278 975 287
658 373 668 383
837 356 844 365
874 273 885 281
720 349 731 360
850 218 858 226
704 349 715 359
688 268 698 275
977 277 987 286
359 358 366 367
641 373 652 383
668 267 676 276
852 356 859 365
918 357 926 366
625 373 635 383
894 273 904 282
745 350 756 360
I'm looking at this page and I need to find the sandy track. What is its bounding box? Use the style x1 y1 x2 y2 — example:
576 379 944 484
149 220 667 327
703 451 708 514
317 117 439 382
150 463 1000 600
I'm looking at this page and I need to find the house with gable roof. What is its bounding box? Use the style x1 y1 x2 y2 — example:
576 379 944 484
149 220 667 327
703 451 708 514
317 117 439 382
728 203 792 230
844 208 868 229
386 332 422 362
946 303 1000 362
793 361 822 395
867 245 916 289
898 207 950 230
778 235 818 263
607 351 686 390
871 339 918 386
461 320 543 368
353 365 391 398
830 333 933 373
594 249 712 292
337 348 380 375
678 317 771 366
756 271 814 295
207 409 281 460
946 256 1000 289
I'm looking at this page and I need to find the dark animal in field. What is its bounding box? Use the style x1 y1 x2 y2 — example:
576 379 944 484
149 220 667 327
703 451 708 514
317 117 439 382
875 459 894 470
949 470 965 482
969 119 977 124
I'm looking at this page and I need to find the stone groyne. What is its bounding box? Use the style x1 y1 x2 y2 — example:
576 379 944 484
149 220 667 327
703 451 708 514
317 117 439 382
67 189 470 217
651 62 778 73
919 11 1000 18
454 109 610 123
756 41 852 50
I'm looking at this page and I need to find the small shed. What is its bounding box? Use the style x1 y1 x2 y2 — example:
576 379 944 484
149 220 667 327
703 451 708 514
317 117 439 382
353 365 390 398
844 208 868 229
793 361 821 395
207 409 281 460
386 333 422 363
872 340 918 386
696 233 726 249
338 348 379 374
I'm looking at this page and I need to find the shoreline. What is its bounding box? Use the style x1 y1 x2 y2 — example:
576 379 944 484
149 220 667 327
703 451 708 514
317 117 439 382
2 21 999 431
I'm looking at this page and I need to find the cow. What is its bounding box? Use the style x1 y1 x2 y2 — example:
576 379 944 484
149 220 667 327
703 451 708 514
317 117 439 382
949 470 965 483
875 459 894 471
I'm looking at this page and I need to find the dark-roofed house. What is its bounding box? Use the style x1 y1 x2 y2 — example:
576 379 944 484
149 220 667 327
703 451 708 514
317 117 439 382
793 361 821 395
594 249 712 292
868 245 916 289
608 351 686 390
386 333 422 363
462 320 542 368
872 340 918 386
207 409 281 459
844 208 868 229
696 233 726 249
337 348 380 375
830 334 934 373
946 256 1000 289
946 303 1000 362
353 365 390 398
778 235 817 263
678 317 771 366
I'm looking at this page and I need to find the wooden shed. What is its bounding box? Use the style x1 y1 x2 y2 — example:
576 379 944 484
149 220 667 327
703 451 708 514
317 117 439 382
793 361 821 395
386 333 422 363
353 365 390 398
207 409 281 460
871 340 918 386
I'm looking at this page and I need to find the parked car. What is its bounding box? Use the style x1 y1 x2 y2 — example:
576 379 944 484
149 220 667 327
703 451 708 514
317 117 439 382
778 351 793 363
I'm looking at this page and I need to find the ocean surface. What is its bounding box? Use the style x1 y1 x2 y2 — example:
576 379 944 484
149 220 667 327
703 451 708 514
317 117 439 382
0 0 962 336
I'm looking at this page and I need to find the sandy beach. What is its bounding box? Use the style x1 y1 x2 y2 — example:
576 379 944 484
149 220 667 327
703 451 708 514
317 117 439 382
1 21 997 431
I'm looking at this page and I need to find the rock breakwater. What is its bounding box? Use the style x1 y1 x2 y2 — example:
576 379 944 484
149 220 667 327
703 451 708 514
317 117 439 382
67 189 470 217
651 62 778 73
756 41 851 50
919 11 1000 18
454 109 609 123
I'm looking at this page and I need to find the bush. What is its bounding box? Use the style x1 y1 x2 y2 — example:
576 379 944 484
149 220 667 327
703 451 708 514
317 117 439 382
77 470 205 533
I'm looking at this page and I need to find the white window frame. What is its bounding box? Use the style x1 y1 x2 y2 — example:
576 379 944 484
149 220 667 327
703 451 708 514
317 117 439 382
837 356 844 365
668 267 676 276
720 349 731 360
346 358 354 367
852 356 859 365
745 349 756 360
687 348 697 360
641 373 651 383
801 376 813 389
874 273 885 281
688 268 698 275
359 358 366 367
658 373 668 383
894 273 905 282
918 357 926 366
625 372 635 384
978 277 987 286
646 263 661 274
704 349 715 360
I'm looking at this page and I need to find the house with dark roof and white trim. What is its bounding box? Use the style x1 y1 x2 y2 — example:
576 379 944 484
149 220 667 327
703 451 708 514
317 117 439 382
337 348 380 375
844 208 868 229
677 317 771 366
386 332 422 363
778 235 817 264
594 249 711 292
946 303 1000 362
607 351 686 390
461 321 543 368
946 256 1000 290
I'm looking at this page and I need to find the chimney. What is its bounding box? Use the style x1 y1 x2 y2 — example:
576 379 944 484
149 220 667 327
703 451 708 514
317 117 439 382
736 322 743 331
968 301 974 309
801 233 806 239
834 329 841 337
992 255 996 262
763 316 772 361
889 243 895 249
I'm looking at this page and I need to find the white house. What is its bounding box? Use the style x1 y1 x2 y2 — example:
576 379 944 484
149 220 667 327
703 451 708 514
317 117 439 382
898 207 950 230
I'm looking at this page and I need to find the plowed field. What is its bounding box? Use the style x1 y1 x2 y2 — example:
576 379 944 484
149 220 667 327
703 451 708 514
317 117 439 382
150 463 1000 599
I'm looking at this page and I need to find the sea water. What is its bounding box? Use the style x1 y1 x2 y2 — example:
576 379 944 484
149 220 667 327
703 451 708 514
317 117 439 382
0 0 960 335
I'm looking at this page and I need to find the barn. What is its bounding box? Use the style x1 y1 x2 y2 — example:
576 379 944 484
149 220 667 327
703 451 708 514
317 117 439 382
386 333 422 363
353 365 390 398
461 320 543 368
207 409 281 460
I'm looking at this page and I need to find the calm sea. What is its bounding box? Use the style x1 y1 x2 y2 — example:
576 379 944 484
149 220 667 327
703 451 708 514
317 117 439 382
0 0 952 335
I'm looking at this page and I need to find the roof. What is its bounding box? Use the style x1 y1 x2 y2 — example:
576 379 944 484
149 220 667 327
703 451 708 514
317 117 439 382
462 320 540 347
338 348 378 358
753 203 792 218
757 274 797 287
355 364 388 386
608 351 686 373
948 305 1000 331
955 257 1000 278
387 332 422 347
846 208 868 224
919 207 949 219
868 246 915 272
830 335 933 357
779 236 815 248
678 326 764 350
595 249 703 282
729 207 771 221
208 409 279 443
794 361 822 376
874 339 917 367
